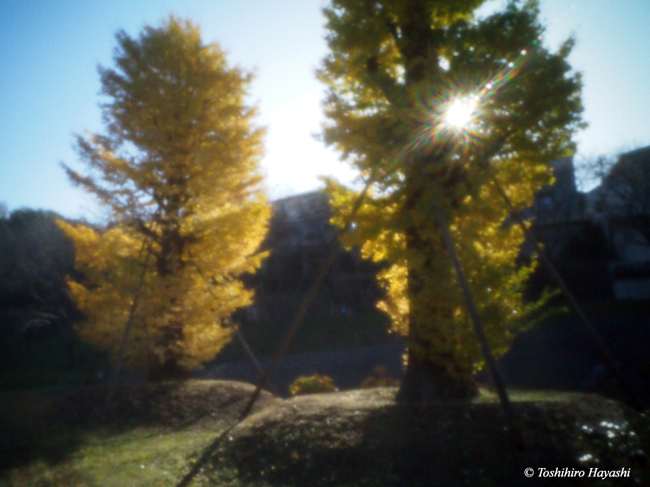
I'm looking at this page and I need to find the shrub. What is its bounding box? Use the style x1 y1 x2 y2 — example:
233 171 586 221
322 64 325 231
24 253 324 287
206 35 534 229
361 366 400 389
289 374 337 396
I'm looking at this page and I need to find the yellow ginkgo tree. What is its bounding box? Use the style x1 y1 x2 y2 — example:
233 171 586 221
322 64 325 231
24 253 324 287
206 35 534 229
59 17 269 380
318 0 584 402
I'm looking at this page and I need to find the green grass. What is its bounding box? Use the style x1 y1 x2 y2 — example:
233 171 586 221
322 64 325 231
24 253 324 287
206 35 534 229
475 388 586 403
1 382 648 487
0 428 219 487
0 380 279 486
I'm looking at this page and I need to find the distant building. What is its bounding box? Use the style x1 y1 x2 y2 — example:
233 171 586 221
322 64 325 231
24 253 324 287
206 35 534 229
493 148 650 402
246 191 383 322
525 147 650 300
225 191 390 359
587 147 650 299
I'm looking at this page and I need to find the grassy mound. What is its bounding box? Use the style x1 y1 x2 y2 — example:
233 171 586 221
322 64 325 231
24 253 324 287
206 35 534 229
212 388 649 486
1 382 648 486
48 379 279 430
0 380 278 477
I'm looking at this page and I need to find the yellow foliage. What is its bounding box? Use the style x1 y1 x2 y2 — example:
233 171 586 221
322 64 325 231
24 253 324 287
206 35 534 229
361 366 400 389
289 374 337 396
318 0 585 384
59 17 269 374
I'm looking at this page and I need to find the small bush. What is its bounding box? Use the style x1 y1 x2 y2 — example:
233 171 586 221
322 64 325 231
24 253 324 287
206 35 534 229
289 374 337 396
361 366 400 389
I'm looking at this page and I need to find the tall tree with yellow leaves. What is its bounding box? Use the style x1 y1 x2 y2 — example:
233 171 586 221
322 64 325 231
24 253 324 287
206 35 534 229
318 0 584 402
59 17 269 380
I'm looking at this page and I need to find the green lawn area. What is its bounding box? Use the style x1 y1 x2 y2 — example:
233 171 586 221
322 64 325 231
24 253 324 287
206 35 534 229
1 381 648 487
1 428 218 487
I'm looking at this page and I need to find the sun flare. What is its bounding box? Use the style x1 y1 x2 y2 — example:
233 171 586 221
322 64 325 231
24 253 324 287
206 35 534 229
443 94 479 129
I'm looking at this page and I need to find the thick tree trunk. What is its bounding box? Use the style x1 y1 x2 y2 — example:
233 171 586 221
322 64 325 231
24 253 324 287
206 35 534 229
147 355 190 382
146 316 189 382
146 223 191 382
397 158 478 404
147 325 189 381
397 348 478 403
396 226 479 402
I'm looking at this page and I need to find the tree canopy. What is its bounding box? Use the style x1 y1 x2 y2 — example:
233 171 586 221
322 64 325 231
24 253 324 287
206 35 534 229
318 0 584 401
59 17 269 380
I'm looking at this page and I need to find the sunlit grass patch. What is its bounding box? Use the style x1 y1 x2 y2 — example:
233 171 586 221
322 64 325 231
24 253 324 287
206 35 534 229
474 388 587 403
1 427 218 487
0 380 278 486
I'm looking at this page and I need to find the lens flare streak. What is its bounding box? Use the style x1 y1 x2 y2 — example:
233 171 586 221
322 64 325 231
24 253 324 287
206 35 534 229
376 46 538 177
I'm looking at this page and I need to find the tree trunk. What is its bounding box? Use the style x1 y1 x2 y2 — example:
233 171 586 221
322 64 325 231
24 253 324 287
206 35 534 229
396 160 478 404
398 230 478 403
145 224 191 382
396 258 480 403
147 354 190 382
146 318 190 382
397 348 478 403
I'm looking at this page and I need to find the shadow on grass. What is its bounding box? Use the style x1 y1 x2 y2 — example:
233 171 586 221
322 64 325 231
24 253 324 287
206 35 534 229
0 392 84 472
0 379 274 475
213 397 650 487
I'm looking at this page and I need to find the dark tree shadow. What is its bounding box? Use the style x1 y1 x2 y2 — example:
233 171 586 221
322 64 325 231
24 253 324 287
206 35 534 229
216 398 650 487
0 379 274 474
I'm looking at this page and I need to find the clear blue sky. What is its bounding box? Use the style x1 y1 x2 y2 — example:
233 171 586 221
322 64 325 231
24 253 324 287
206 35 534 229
1 0 649 220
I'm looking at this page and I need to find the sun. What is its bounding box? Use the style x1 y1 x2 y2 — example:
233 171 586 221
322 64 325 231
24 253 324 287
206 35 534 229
443 94 479 130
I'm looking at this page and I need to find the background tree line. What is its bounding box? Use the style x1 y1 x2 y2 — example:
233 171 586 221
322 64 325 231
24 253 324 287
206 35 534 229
0 208 99 389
